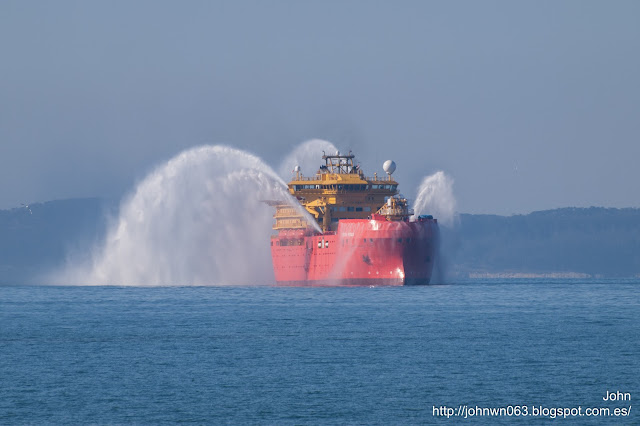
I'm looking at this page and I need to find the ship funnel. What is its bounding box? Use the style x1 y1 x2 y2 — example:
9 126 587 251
383 160 396 175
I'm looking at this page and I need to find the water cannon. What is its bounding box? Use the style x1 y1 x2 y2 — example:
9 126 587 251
383 160 396 180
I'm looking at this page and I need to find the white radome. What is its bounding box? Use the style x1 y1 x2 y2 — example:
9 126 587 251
383 160 396 175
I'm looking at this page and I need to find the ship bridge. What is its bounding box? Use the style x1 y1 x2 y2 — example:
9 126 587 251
273 151 411 232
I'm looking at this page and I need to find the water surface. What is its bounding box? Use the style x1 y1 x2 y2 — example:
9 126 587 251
1 279 638 424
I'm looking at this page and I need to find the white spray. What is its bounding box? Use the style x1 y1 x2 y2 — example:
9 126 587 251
412 171 457 227
278 139 338 180
59 145 318 286
56 143 458 286
412 171 458 283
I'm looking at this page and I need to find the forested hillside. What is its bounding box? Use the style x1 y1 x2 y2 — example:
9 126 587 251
0 199 112 283
446 208 640 277
1 200 639 284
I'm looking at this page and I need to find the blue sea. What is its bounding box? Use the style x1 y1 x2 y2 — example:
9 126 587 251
1 279 638 424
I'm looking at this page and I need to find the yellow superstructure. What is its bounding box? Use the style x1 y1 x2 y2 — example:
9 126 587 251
273 152 410 232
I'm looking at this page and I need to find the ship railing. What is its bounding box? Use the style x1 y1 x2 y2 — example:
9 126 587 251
291 175 395 183
273 218 309 229
274 208 303 217
378 207 412 216
296 188 393 194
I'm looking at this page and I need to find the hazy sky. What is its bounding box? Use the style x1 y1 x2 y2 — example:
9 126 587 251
1 0 639 214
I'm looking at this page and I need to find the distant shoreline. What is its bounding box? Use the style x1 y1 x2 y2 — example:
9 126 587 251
2 199 640 283
466 272 593 279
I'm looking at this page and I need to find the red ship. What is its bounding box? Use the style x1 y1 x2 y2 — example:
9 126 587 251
269 152 439 286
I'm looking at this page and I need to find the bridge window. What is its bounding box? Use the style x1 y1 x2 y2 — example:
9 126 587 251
364 207 371 212
339 206 346 212
347 207 355 212
356 207 363 212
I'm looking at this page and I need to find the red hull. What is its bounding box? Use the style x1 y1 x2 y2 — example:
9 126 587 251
270 216 439 286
